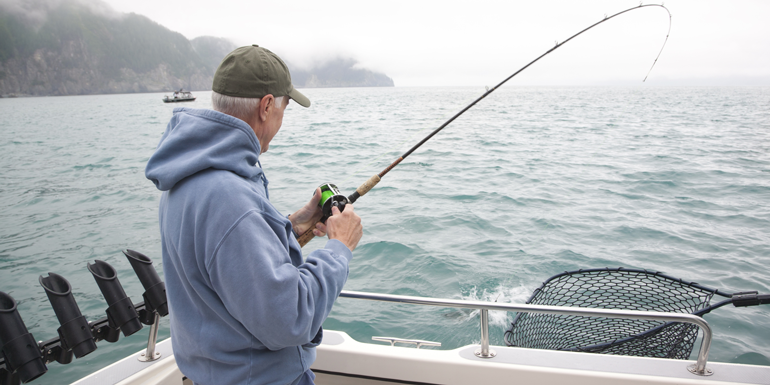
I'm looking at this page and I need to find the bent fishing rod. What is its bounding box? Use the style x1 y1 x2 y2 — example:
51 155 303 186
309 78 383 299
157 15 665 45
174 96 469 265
298 3 672 247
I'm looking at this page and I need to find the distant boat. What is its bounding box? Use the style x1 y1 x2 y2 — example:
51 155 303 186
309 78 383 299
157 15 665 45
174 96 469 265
162 89 195 103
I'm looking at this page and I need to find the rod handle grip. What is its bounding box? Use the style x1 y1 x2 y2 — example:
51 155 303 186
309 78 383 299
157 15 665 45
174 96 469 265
297 226 317 248
356 175 381 197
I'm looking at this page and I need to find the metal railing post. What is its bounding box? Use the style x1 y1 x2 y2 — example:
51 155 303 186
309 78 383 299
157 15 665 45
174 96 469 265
138 312 161 362
475 309 496 358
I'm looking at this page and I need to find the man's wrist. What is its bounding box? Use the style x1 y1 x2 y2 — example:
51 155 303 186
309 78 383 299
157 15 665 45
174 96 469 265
287 214 300 237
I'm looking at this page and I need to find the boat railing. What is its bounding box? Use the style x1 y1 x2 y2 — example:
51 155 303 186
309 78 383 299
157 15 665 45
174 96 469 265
339 290 713 377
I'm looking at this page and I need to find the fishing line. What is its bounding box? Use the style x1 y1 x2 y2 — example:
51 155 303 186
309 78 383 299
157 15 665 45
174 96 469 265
299 3 672 247
643 6 672 81
337 91 492 187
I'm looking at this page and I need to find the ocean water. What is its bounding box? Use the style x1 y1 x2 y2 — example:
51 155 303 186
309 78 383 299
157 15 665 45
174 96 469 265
1 86 769 384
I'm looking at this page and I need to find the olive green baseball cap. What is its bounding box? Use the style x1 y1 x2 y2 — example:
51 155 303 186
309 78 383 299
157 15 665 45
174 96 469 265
212 44 310 108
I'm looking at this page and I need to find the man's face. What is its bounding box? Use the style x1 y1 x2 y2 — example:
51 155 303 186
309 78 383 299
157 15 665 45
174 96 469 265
260 96 290 153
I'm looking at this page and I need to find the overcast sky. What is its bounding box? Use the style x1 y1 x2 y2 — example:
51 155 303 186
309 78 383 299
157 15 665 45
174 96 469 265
98 0 769 87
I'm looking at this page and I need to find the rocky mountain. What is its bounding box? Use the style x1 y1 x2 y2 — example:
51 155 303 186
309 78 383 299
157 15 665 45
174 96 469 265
291 58 394 88
0 0 393 97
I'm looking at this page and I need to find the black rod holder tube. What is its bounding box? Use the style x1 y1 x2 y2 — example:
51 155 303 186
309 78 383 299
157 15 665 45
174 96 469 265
123 250 168 317
87 260 143 338
0 292 47 383
38 274 97 359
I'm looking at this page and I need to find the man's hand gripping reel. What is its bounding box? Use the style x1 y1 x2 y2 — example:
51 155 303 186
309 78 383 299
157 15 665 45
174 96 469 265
296 174 380 247
296 183 349 247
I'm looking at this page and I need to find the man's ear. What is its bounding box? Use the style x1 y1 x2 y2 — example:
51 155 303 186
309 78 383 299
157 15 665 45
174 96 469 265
258 94 275 122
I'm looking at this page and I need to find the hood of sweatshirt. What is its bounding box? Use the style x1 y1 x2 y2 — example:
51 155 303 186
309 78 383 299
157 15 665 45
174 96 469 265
146 108 263 191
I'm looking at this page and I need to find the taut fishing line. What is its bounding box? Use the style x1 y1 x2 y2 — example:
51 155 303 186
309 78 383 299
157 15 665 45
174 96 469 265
299 3 673 247
337 91 488 187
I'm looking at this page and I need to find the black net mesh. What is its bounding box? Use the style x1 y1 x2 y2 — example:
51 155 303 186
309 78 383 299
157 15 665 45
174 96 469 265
504 268 729 359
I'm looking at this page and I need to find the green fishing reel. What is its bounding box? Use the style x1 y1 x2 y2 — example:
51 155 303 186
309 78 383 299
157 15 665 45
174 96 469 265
318 183 349 220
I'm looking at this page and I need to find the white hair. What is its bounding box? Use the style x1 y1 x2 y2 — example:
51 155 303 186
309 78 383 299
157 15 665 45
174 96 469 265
212 92 284 122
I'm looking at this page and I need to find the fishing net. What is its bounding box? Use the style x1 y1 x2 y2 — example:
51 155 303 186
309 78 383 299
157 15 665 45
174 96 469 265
503 268 749 359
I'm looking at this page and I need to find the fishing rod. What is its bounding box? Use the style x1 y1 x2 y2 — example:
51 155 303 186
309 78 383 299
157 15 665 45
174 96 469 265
297 3 672 247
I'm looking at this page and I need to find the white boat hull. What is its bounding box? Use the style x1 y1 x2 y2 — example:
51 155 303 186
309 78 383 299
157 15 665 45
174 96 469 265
71 331 770 385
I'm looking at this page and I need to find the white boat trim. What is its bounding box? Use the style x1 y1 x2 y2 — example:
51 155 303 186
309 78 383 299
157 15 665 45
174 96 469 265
313 330 769 385
70 338 180 385
69 331 770 385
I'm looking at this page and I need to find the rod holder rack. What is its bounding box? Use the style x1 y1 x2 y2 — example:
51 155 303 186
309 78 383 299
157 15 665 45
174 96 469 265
0 250 167 385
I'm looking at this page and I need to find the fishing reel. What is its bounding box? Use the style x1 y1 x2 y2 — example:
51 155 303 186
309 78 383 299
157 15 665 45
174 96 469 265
317 183 350 220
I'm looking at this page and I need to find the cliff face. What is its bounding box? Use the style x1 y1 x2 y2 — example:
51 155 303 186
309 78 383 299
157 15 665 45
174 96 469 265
0 0 394 97
0 41 216 96
0 1 231 96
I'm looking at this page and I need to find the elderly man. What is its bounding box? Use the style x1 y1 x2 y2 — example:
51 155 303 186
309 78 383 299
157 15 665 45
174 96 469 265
145 45 363 385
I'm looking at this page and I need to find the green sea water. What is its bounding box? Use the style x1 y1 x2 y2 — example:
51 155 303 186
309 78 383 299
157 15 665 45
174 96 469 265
1 86 769 384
